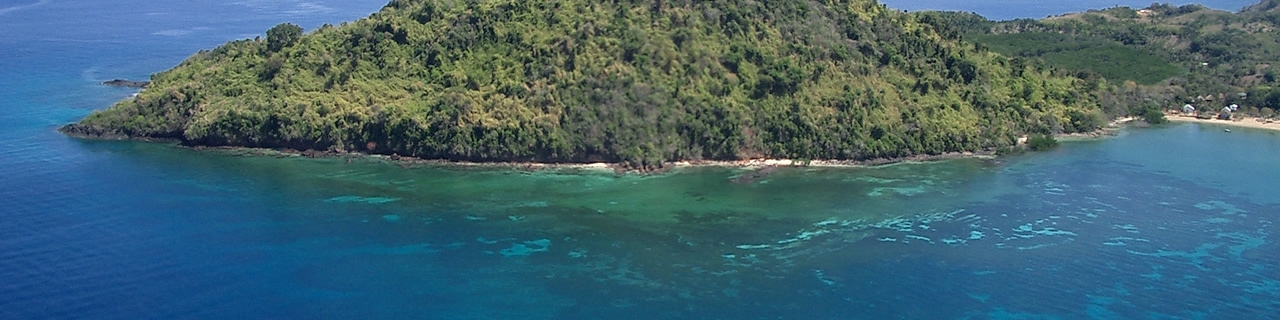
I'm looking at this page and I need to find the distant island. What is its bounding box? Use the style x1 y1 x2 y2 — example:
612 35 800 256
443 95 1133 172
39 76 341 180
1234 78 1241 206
65 0 1279 169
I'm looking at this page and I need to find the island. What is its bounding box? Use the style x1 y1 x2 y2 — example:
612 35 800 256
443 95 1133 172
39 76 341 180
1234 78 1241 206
63 0 1209 170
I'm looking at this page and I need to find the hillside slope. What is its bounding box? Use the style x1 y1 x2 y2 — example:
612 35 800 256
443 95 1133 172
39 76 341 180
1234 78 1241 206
920 0 1280 116
63 0 1103 167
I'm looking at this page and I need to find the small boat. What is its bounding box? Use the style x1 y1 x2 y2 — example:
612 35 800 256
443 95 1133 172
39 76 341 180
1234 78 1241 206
1224 129 1231 132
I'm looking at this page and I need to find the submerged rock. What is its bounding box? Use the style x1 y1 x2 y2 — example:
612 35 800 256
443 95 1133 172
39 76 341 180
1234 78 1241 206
731 166 780 184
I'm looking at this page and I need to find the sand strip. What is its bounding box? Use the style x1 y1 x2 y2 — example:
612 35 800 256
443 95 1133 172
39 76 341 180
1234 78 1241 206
1165 114 1280 132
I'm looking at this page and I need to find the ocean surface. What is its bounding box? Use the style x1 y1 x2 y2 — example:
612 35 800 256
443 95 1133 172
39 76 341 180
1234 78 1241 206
3 0 1279 319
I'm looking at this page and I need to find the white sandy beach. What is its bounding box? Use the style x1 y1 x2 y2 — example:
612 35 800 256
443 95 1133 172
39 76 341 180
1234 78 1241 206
1165 113 1280 132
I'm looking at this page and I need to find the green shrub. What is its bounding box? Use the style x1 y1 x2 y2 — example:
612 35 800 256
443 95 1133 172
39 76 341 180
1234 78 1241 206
266 23 303 53
1143 108 1167 124
1027 134 1059 151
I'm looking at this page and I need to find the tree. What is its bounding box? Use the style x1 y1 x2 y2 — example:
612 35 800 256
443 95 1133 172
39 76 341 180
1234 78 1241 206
266 23 303 52
1143 108 1167 124
1262 107 1275 119
1242 106 1259 117
1027 134 1059 151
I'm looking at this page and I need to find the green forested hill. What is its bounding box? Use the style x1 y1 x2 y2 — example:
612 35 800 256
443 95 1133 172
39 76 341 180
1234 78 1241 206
64 0 1104 167
919 0 1280 117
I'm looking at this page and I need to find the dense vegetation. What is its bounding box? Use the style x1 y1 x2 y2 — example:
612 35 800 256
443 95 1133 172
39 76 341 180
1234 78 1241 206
64 0 1105 167
965 32 1183 85
917 0 1280 118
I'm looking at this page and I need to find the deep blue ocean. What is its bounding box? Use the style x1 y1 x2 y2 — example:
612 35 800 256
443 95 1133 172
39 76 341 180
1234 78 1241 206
3 0 1279 319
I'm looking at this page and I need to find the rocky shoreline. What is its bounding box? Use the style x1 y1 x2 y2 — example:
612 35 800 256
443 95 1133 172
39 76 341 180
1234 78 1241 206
58 120 1005 175
60 115 1141 176
179 143 999 176
102 79 150 88
1053 116 1134 141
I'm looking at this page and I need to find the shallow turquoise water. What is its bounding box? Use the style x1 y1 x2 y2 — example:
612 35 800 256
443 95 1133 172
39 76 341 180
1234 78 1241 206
2 1 1279 319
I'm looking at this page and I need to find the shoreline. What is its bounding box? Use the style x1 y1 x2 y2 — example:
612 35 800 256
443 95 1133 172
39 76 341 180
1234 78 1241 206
70 117 1145 175
186 117 1148 173
203 145 1000 175
1054 116 1134 141
1164 113 1280 132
